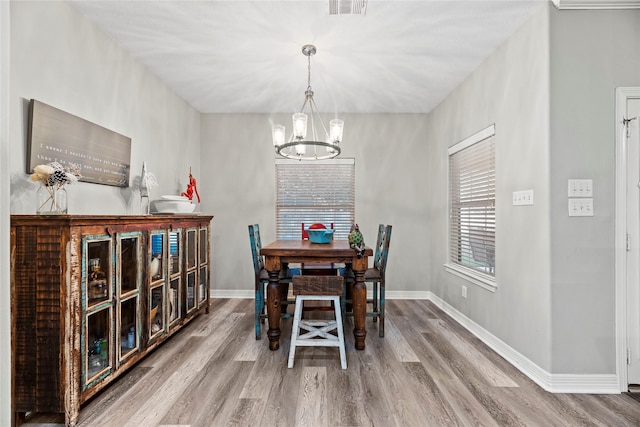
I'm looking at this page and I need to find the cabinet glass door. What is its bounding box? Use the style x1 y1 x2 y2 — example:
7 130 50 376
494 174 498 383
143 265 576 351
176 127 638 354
149 231 166 340
83 236 113 390
199 228 207 264
186 272 196 312
198 227 208 308
169 230 182 328
198 265 207 305
86 308 112 383
86 239 111 307
149 284 165 338
150 232 165 282
185 229 197 313
118 233 141 362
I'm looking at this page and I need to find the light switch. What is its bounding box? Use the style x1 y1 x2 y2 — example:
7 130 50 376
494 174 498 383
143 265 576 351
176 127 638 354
513 190 534 206
568 179 593 197
568 198 594 217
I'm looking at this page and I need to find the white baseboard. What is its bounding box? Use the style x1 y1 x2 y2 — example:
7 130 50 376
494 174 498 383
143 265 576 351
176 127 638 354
210 288 620 393
210 289 253 299
427 292 621 394
210 289 430 300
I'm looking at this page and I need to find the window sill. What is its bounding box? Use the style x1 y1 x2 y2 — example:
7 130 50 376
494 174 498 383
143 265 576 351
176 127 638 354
444 263 497 293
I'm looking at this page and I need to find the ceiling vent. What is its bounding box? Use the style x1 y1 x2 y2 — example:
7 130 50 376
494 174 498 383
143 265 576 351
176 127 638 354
329 0 367 15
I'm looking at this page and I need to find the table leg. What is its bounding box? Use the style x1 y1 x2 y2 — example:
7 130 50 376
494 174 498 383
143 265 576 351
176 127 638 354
266 269 281 351
352 268 367 350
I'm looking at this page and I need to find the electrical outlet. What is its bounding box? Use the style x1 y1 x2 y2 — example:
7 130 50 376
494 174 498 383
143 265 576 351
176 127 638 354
462 285 467 298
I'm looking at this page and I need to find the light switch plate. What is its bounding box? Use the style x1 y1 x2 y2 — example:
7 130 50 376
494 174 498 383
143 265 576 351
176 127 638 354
568 198 594 216
568 179 593 197
513 190 534 206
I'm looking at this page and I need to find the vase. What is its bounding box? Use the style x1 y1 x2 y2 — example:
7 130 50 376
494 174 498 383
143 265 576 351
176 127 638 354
36 185 68 214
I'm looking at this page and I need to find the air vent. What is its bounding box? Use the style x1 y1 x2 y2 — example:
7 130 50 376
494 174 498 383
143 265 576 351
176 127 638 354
329 0 367 15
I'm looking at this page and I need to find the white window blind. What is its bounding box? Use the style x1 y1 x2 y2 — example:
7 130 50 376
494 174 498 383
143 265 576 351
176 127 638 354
448 126 495 277
276 159 355 240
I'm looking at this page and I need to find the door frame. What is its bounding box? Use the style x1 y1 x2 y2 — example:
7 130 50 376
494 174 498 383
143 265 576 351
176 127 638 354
615 86 640 392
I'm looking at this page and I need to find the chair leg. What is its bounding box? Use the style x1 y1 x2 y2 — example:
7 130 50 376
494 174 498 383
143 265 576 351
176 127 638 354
379 280 385 338
372 280 379 323
333 295 347 369
288 296 305 368
340 285 346 324
255 287 262 340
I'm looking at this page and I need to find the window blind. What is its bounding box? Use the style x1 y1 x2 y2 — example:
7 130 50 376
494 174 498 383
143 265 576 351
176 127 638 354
449 131 495 275
276 159 355 240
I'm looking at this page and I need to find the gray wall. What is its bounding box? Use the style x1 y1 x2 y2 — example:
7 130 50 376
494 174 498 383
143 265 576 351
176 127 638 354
9 1 202 215
425 4 553 371
549 8 640 373
0 1 11 424
200 113 431 298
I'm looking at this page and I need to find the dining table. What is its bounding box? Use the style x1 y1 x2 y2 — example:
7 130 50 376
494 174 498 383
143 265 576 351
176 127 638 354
260 239 373 351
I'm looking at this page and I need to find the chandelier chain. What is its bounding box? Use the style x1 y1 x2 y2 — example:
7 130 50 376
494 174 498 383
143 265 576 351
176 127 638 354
308 53 312 90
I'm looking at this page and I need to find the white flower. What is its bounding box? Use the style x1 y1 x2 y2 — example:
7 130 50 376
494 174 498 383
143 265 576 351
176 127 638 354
29 162 82 187
65 173 78 184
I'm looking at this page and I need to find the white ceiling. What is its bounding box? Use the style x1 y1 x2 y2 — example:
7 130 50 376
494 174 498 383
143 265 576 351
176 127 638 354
69 0 546 114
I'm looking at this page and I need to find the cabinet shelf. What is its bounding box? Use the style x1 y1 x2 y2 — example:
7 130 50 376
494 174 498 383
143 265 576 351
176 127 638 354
10 214 213 426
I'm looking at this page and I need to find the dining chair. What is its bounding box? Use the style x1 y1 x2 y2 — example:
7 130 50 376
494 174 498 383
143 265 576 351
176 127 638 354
288 275 347 369
344 224 392 337
248 224 292 340
365 224 392 337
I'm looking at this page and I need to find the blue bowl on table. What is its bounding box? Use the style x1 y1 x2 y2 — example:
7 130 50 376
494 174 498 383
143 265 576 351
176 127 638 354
307 228 334 244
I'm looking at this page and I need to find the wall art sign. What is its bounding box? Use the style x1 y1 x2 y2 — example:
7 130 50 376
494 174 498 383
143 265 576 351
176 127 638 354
27 99 132 187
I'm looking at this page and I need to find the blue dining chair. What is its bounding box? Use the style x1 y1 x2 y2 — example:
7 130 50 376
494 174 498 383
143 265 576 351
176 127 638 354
344 224 392 337
249 224 292 339
365 224 392 337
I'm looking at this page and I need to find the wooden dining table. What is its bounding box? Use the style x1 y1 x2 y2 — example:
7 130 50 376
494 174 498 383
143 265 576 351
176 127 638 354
260 239 373 351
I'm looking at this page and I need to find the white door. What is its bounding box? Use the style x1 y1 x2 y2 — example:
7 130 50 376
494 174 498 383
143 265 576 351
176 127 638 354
626 95 640 385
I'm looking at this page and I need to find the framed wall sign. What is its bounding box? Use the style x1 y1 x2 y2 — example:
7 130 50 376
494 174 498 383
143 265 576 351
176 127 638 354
27 99 132 187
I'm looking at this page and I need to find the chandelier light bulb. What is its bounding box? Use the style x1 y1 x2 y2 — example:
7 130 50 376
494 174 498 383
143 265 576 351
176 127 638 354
293 113 307 139
272 124 286 146
330 119 344 144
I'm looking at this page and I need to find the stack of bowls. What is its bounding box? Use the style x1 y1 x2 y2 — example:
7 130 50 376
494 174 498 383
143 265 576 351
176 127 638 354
152 195 196 213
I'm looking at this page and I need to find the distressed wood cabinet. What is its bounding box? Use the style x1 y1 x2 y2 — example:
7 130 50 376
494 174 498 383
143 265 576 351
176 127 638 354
10 214 213 426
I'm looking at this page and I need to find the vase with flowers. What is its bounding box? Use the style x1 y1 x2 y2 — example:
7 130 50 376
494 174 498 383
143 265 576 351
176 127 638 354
31 161 81 214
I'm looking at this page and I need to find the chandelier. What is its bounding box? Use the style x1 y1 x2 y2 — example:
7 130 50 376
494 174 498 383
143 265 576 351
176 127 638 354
272 44 344 161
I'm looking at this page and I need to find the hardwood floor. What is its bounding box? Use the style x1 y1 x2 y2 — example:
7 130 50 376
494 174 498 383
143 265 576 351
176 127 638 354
23 298 640 426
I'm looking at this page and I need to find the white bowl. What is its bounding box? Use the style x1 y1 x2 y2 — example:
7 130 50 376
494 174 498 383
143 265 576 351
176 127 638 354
152 200 196 213
161 195 189 201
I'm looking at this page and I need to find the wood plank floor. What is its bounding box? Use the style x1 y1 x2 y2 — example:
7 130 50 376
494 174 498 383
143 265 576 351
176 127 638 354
24 298 640 426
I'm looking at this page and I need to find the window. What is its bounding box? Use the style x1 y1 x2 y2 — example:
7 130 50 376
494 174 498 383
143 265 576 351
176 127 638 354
276 158 355 240
446 125 496 291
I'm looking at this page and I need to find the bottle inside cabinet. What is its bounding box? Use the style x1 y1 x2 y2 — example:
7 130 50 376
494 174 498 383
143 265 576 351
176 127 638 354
87 240 110 305
119 298 138 358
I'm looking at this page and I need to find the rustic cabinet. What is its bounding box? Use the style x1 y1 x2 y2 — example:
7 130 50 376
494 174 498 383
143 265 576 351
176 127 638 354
10 214 213 426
